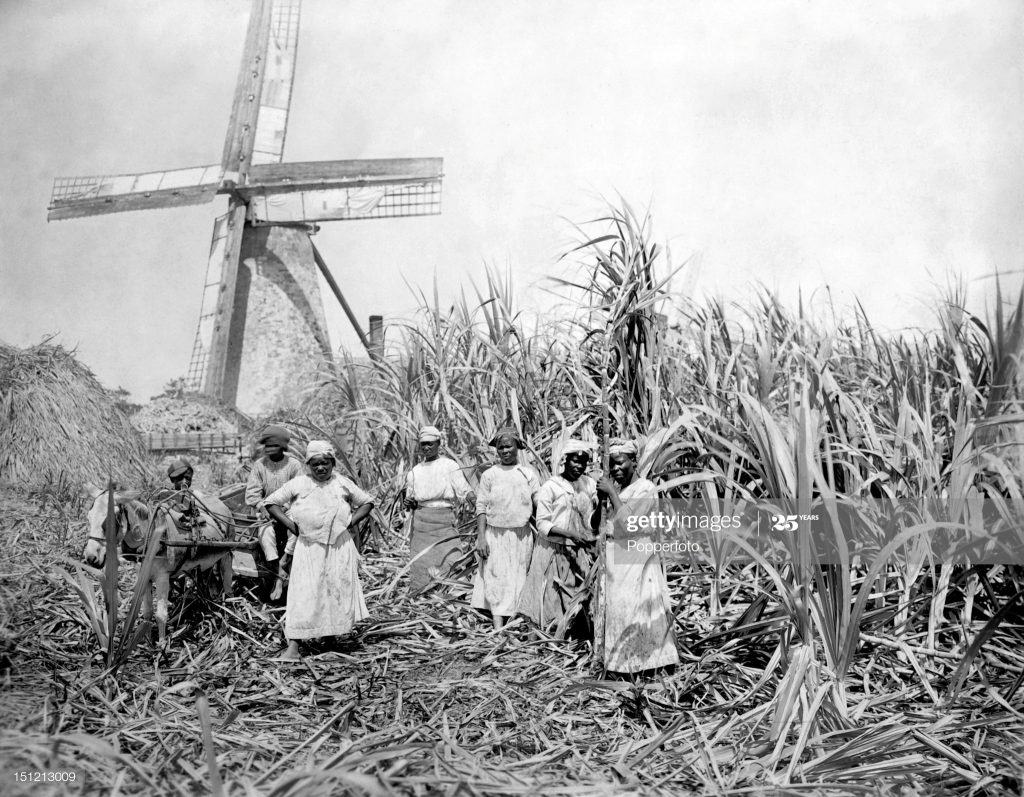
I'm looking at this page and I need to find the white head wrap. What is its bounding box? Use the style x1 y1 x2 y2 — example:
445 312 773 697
556 439 594 472
608 439 639 458
418 425 442 443
304 440 336 463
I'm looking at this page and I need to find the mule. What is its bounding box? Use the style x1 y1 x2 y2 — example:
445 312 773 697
83 487 234 646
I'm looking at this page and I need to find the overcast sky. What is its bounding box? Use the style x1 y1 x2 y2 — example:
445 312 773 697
2 0 1022 400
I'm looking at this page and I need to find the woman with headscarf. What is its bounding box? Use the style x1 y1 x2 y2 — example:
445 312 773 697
518 440 598 637
595 439 679 673
471 427 541 629
263 440 374 660
403 426 475 593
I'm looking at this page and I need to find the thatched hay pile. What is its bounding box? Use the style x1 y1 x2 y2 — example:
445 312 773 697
132 394 241 435
0 342 150 489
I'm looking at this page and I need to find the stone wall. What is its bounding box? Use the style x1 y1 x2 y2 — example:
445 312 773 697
233 226 333 414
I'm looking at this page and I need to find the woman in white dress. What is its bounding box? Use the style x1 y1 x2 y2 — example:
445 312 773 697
264 440 374 660
596 440 679 673
471 427 541 629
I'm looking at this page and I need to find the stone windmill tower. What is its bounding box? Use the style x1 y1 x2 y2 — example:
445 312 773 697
48 0 442 413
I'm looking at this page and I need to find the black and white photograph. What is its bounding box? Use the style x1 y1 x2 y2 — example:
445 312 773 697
2 1 1024 794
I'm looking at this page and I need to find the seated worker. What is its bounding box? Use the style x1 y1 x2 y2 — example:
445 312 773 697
163 457 233 535
167 457 195 491
165 457 199 514
244 425 303 600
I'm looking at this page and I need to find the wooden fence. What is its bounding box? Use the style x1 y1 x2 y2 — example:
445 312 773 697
144 431 244 453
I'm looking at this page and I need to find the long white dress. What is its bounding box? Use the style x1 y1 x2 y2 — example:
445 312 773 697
264 473 372 640
602 478 679 672
471 463 541 615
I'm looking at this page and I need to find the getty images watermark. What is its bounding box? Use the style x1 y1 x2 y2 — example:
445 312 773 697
609 498 1024 566
621 510 743 556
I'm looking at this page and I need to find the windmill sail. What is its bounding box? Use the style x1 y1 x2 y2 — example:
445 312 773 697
251 0 301 165
47 165 221 221
186 205 247 396
195 0 302 396
248 182 441 223
222 0 301 179
243 157 443 222
186 212 236 392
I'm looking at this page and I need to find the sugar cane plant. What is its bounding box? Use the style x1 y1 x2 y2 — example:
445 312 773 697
291 200 1024 786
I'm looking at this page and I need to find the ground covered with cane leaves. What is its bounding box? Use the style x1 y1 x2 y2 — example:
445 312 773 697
1 486 1023 796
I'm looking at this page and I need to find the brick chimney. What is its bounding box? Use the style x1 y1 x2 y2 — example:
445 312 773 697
368 315 384 358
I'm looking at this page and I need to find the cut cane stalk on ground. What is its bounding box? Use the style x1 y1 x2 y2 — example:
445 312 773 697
2 202 1024 793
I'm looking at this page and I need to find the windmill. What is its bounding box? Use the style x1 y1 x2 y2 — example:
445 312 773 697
47 0 442 413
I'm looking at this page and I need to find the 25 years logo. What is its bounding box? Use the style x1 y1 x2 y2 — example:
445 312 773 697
768 514 819 532
770 514 799 532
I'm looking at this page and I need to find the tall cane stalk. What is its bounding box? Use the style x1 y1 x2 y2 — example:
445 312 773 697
103 478 118 668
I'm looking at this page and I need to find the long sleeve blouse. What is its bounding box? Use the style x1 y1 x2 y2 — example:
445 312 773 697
476 463 540 528
534 475 597 539
405 457 472 508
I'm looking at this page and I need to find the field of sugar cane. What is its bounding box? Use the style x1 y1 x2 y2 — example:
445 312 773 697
2 203 1024 795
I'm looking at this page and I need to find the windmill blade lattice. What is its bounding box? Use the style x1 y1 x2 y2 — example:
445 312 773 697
186 211 244 392
48 165 221 221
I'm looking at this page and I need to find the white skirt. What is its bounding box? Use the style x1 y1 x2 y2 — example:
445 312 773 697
285 530 368 640
471 524 534 616
602 538 679 672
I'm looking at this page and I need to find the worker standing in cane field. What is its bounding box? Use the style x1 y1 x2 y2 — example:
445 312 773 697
596 439 679 674
471 427 541 630
245 425 303 600
263 440 374 661
403 425 476 593
518 440 598 638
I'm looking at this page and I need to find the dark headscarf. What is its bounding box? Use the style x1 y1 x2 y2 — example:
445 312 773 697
489 426 525 449
258 425 291 447
167 458 193 479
